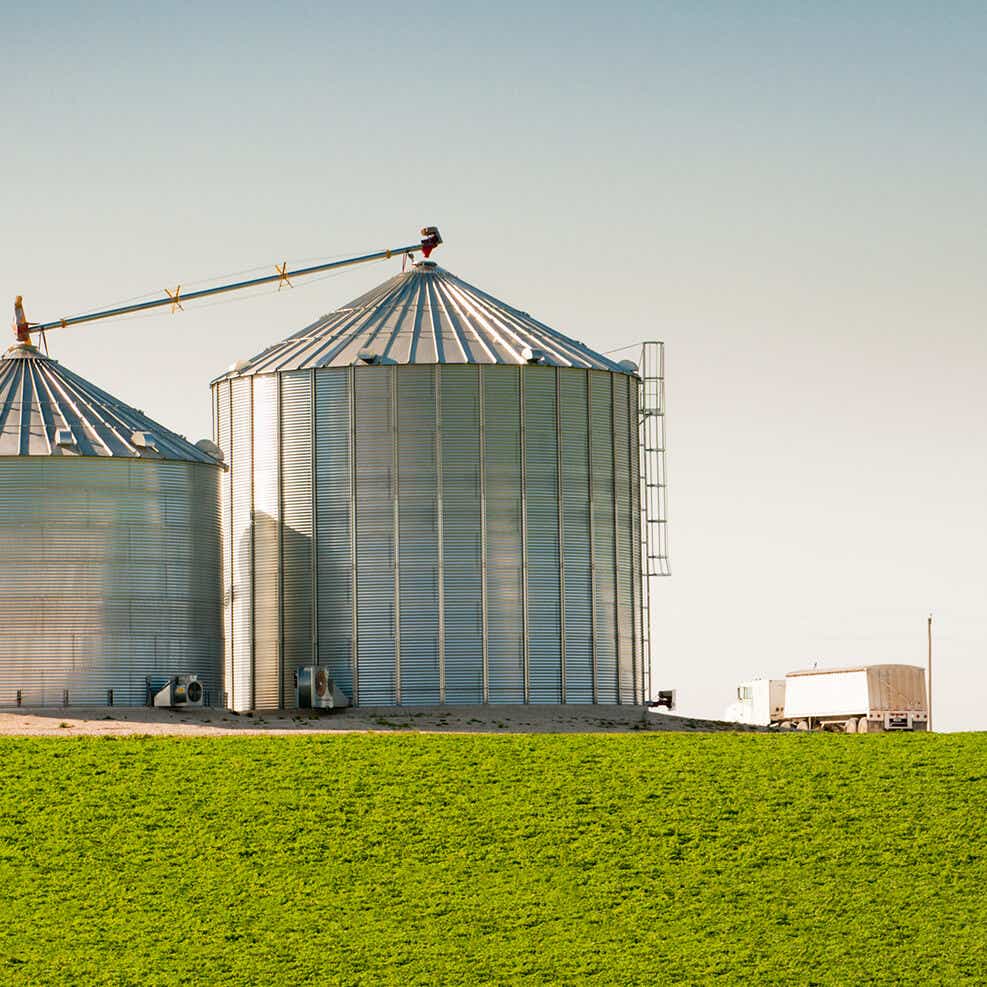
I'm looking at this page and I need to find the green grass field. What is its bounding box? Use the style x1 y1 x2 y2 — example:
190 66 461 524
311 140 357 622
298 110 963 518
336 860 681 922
1 733 984 985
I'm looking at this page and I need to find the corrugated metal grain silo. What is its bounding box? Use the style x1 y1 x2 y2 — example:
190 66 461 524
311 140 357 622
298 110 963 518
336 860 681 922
212 261 646 710
0 342 224 707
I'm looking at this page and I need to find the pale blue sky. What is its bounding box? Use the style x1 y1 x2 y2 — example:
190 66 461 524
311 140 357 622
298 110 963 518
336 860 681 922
3 3 985 728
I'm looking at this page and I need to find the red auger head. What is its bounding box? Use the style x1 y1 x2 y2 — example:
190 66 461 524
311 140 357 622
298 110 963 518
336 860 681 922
13 296 31 343
420 226 443 259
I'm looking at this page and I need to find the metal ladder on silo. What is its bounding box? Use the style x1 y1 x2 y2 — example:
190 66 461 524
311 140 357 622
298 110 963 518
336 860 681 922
639 341 670 703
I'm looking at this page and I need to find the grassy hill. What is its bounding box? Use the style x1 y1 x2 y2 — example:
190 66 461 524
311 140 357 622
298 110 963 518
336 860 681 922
0 732 983 984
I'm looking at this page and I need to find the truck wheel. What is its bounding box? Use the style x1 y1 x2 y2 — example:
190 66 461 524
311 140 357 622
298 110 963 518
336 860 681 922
844 717 857 734
856 718 868 733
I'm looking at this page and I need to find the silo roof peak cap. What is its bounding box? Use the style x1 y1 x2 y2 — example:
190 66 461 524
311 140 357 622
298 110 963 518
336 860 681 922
4 342 52 362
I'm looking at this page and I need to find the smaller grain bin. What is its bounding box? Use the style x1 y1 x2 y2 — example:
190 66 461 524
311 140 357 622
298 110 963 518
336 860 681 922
0 342 224 707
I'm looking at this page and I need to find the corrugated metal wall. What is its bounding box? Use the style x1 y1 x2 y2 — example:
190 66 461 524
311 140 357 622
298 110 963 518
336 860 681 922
215 383 234 706
613 373 636 703
354 368 397 704
230 377 254 710
252 375 280 709
397 366 441 704
484 367 524 703
315 370 354 696
560 373 593 703
279 371 314 701
0 458 223 707
216 365 642 710
439 365 484 702
524 367 562 703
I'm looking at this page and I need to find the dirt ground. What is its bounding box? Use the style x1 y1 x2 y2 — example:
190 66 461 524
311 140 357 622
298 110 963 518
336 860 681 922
0 704 760 737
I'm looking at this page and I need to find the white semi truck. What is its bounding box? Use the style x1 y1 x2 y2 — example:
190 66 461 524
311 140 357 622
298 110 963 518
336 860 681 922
727 664 929 732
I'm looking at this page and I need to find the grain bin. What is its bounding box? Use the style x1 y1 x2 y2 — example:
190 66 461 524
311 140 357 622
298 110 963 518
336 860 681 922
0 342 223 707
212 261 646 710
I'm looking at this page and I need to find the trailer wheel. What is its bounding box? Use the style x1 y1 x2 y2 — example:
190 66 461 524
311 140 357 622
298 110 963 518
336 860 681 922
844 717 857 734
796 719 810 731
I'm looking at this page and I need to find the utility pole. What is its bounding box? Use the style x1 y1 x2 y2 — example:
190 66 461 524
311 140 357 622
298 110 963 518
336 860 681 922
927 613 933 732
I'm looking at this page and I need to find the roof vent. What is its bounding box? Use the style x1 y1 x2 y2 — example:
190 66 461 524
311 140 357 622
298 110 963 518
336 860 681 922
522 347 546 365
131 430 159 451
195 438 225 463
55 428 77 448
357 350 397 366
618 359 639 374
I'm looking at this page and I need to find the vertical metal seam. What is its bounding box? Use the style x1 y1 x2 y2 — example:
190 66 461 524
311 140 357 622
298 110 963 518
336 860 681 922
435 367 446 703
310 369 318 666
520 367 530 704
349 366 359 705
392 365 401 704
249 378 256 711
611 373 621 704
557 367 566 704
227 379 235 709
628 377 638 705
587 372 598 704
479 365 489 703
276 374 284 708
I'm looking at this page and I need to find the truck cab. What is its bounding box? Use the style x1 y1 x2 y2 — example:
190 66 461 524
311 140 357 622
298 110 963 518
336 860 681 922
725 678 786 726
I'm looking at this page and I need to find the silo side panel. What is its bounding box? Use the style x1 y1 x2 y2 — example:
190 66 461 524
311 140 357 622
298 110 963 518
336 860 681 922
217 382 234 706
613 374 636 703
230 376 254 710
396 366 440 704
315 369 354 698
0 459 222 708
483 367 524 704
523 367 562 703
354 367 397 704
591 373 618 703
560 372 593 703
280 371 314 699
438 366 484 703
156 461 224 702
159 461 222 686
252 375 281 709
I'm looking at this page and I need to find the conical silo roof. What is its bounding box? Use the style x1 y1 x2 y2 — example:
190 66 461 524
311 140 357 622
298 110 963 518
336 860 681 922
0 343 217 463
215 261 630 380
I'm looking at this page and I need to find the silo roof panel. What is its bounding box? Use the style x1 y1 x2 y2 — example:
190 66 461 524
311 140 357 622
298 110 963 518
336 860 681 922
214 262 629 380
0 345 218 463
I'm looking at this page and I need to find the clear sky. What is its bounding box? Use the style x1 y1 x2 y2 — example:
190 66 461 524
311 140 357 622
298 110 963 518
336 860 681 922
3 2 985 729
